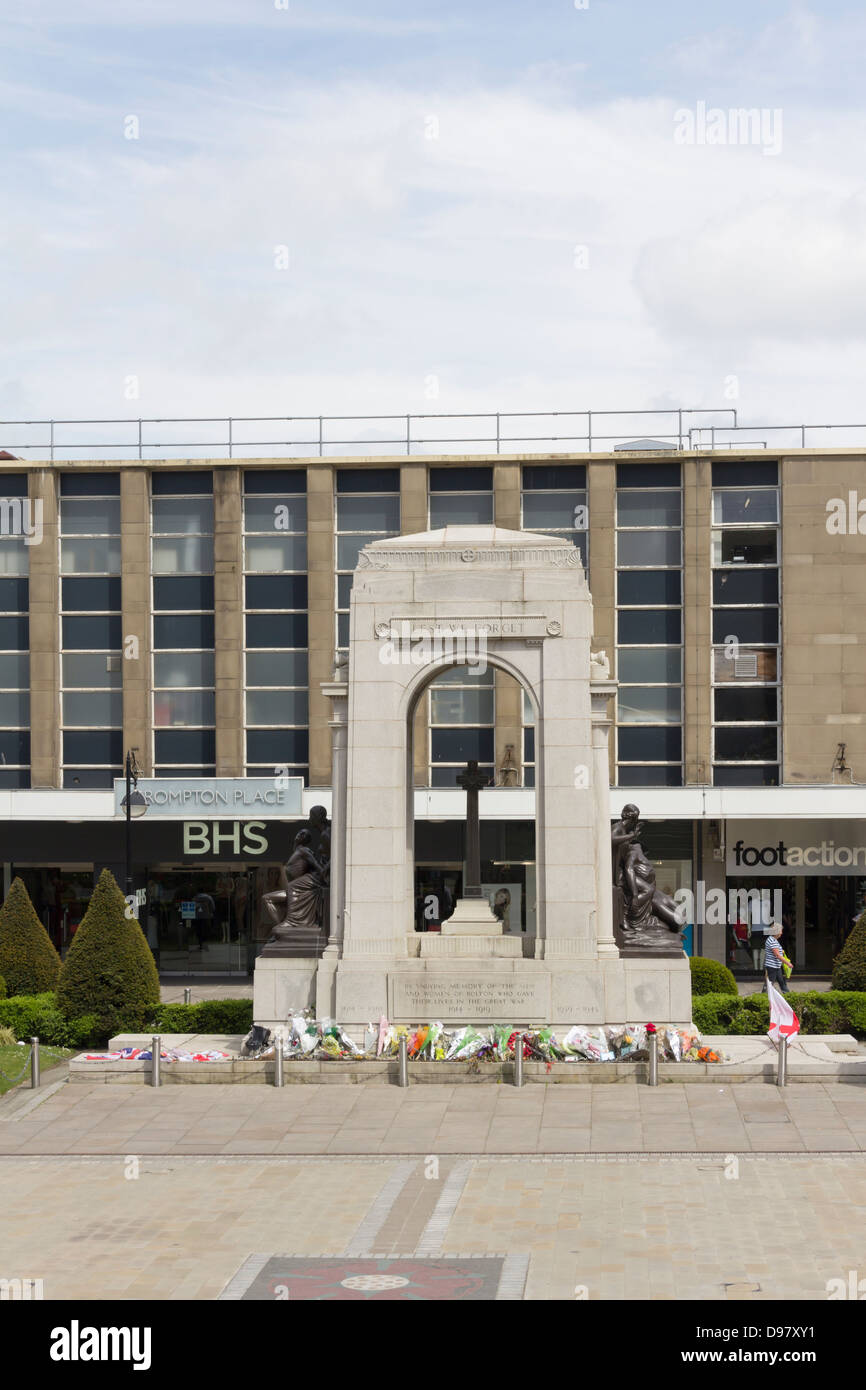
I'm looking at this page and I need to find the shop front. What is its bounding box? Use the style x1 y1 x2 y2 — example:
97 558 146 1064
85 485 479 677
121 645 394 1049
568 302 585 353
724 819 866 974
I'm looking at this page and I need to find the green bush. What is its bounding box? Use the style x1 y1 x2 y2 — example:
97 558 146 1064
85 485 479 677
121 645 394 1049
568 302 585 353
692 989 866 1039
689 956 738 996
152 999 253 1034
832 910 866 991
57 869 160 1038
0 877 61 997
0 992 76 1046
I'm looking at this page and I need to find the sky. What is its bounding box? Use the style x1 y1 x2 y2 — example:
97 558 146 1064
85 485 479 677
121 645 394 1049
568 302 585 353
2 0 866 454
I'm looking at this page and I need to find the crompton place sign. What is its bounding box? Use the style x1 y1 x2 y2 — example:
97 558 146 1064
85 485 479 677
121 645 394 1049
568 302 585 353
113 777 303 819
726 820 866 876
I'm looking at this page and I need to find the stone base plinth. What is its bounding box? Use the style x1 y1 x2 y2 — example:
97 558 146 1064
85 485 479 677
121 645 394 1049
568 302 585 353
420 934 523 959
441 897 501 934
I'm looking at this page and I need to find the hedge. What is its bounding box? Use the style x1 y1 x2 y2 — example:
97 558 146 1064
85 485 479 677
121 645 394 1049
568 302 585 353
692 990 866 1039
689 956 738 996
0 993 100 1048
57 869 160 1037
0 877 61 997
0 975 5 1000
832 909 866 991
151 999 254 1034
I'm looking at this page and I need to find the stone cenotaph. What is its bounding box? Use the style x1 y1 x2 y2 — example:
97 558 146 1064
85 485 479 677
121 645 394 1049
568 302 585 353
253 525 691 1032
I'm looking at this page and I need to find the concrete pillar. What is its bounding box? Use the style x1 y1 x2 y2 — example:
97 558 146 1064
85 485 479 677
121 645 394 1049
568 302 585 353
321 673 348 952
28 469 60 788
120 470 151 774
587 462 615 784
213 467 243 776
590 675 619 958
400 462 428 535
493 462 521 529
684 456 711 783
307 465 335 786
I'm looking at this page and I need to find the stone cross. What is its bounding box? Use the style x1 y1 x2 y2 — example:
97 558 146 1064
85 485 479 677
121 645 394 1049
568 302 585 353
456 759 490 899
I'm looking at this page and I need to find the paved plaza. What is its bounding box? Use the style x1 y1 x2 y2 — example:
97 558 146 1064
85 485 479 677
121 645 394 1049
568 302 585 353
1 1077 866 1300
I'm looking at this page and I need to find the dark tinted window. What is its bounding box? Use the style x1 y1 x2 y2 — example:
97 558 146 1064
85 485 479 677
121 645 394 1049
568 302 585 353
60 472 121 496
336 468 399 493
0 578 28 611
0 475 28 497
63 730 122 763
152 471 213 494
153 576 215 610
715 727 778 761
714 689 778 723
62 577 122 611
62 616 122 649
712 569 779 605
711 460 778 487
0 617 28 649
0 730 29 762
618 726 682 761
712 608 779 645
245 575 308 610
713 764 779 787
246 729 310 764
243 469 306 494
616 463 681 488
618 766 683 786
429 467 493 491
246 613 308 648
618 571 681 605
63 768 118 788
617 610 681 645
155 729 217 763
522 464 586 489
153 614 216 648
431 728 495 763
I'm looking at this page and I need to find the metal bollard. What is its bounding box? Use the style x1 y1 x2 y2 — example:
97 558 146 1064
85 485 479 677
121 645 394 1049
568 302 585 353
30 1037 40 1090
397 1033 409 1087
647 1029 659 1086
776 1035 788 1088
183 987 192 1006
151 1035 161 1088
274 1032 284 1088
513 1032 524 1088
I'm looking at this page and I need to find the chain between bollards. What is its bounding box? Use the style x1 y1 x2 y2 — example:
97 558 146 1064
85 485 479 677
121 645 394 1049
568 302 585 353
776 1034 788 1087
647 1029 659 1086
30 1037 40 1089
398 1033 409 1087
513 1032 524 1087
274 1031 284 1088
151 1035 161 1088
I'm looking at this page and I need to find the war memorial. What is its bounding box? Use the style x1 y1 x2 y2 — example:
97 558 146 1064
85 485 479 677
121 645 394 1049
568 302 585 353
253 524 691 1037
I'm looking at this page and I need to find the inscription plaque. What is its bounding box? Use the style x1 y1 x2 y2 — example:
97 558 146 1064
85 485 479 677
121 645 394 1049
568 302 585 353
389 974 551 1023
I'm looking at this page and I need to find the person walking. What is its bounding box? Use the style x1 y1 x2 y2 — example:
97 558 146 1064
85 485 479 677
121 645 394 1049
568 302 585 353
763 922 789 993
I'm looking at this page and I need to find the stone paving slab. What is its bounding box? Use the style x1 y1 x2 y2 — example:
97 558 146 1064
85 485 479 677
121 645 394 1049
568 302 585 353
2 1077 866 1156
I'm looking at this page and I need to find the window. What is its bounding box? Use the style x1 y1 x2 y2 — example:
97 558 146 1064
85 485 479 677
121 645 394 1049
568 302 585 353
429 467 493 527
0 475 29 787
521 464 588 574
243 470 309 783
523 688 535 788
427 666 495 787
152 472 215 775
615 464 682 786
336 469 400 650
60 474 122 788
711 460 780 786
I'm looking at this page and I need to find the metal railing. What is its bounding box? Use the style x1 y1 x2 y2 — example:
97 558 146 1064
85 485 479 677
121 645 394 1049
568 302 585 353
4 408 866 462
0 407 737 461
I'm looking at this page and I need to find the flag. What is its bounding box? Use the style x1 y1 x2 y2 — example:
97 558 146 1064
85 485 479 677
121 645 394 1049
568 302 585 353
767 981 799 1041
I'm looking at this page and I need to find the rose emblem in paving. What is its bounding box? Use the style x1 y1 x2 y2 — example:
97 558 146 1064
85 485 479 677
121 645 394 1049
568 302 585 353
230 1257 506 1300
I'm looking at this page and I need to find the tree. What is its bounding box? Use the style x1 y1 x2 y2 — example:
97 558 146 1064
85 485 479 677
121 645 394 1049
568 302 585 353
0 877 61 997
832 909 866 991
57 868 160 1037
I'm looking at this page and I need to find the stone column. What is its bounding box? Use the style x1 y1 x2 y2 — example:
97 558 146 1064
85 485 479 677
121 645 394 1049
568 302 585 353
307 465 335 787
320 672 348 953
213 467 243 776
120 470 151 773
28 469 59 788
590 673 619 958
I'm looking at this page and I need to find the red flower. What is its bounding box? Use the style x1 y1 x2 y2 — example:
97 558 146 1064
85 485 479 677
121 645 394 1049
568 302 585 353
646 1022 657 1034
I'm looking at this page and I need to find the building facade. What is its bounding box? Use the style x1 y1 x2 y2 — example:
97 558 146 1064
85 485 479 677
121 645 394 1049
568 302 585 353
1 448 864 975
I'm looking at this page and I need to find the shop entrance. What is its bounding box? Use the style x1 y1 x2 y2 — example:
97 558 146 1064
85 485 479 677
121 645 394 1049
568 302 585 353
145 867 261 976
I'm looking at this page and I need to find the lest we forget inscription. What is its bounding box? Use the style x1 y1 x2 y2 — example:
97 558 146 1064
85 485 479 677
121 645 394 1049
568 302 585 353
389 975 551 1023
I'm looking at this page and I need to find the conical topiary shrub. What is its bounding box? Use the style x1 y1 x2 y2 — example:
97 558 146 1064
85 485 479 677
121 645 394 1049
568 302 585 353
0 876 61 996
57 868 160 1037
832 909 866 991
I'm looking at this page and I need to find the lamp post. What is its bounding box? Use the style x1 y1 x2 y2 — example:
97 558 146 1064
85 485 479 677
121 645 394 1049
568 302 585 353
121 748 147 901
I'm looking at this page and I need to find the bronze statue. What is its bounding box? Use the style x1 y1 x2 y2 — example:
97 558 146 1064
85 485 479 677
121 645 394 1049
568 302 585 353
611 803 684 952
262 829 327 940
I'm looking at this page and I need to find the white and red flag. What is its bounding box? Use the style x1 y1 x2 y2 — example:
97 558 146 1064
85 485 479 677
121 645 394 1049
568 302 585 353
767 981 800 1042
